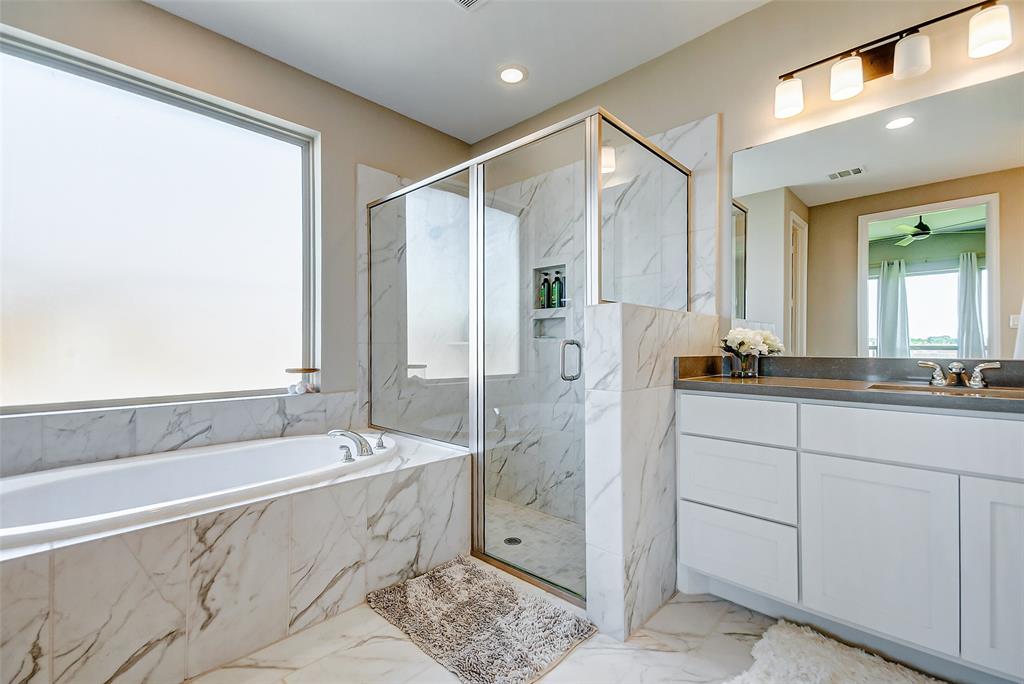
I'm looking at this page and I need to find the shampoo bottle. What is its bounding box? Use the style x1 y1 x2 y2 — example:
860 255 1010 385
538 273 551 309
551 271 563 309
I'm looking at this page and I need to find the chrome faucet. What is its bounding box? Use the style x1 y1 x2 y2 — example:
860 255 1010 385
968 361 1001 389
918 361 951 387
327 429 374 458
947 362 969 387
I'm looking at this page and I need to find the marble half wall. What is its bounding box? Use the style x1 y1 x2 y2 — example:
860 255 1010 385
0 453 470 683
0 391 360 477
584 302 719 639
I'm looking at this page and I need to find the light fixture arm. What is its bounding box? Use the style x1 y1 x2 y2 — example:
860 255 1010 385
777 0 997 81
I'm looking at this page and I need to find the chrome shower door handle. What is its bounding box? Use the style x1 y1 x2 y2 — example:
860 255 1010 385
560 339 582 381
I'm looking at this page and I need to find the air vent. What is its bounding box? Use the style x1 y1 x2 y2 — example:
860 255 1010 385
827 166 865 181
452 0 488 10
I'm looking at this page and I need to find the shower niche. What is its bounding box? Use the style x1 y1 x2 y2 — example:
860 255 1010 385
367 108 691 603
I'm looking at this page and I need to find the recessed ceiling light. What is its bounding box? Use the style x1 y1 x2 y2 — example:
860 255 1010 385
499 65 527 84
886 116 915 130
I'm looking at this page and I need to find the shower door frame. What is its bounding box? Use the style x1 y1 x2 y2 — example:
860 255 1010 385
366 108 692 606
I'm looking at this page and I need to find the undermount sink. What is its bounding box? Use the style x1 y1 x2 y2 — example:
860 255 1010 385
868 383 1024 400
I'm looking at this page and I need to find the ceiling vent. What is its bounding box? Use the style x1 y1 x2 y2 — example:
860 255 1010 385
827 166 865 181
452 0 488 10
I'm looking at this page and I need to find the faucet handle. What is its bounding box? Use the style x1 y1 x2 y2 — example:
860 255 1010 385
375 432 386 450
968 361 1001 389
948 361 966 373
339 445 355 463
918 361 945 387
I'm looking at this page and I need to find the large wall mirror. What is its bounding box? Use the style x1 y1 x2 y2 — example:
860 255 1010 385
732 72 1023 360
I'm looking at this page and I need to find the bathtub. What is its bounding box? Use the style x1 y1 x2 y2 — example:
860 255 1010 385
0 431 397 557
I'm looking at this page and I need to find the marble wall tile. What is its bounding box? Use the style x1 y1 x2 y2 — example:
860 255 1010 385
187 499 289 677
52 522 186 684
42 409 136 469
624 525 679 639
207 397 282 443
135 403 214 454
364 456 470 592
324 391 358 431
276 393 326 437
0 415 43 477
289 480 367 633
0 552 51 684
585 544 627 641
584 389 623 557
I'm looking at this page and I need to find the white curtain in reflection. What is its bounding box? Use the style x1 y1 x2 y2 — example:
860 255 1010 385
957 252 986 358
877 259 910 357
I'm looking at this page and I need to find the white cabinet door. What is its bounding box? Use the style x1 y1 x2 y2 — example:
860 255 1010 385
961 477 1024 679
800 454 959 656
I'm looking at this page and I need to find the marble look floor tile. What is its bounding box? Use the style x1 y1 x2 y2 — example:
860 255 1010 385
198 565 772 684
483 497 585 596
0 551 50 684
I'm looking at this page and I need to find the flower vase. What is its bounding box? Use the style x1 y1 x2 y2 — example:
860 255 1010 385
730 354 759 378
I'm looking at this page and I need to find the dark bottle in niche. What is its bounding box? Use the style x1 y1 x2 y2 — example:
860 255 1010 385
538 272 551 309
551 271 564 308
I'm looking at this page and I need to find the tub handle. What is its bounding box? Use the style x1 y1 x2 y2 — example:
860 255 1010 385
339 446 355 464
559 339 582 382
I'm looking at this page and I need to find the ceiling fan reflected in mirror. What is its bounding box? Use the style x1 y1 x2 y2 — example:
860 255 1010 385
894 216 931 246
891 215 985 247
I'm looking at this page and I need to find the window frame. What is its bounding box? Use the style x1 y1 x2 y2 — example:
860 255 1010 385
0 30 320 415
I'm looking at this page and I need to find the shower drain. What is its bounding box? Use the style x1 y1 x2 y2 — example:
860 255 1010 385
503 537 522 546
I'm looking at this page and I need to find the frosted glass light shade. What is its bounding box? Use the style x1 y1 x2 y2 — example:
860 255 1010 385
969 4 1013 58
830 55 864 101
774 77 804 118
893 33 932 79
601 146 616 173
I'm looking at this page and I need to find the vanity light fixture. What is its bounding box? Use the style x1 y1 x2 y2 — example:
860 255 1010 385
969 3 1013 58
774 76 804 118
498 65 527 84
893 31 932 80
774 0 1013 118
885 116 915 129
601 146 616 173
830 55 864 101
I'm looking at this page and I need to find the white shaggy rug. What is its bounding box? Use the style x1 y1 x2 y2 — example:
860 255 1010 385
726 621 947 684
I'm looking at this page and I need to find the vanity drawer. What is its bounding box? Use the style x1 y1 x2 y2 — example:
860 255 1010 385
678 435 797 524
677 393 797 447
801 404 1024 479
678 500 798 603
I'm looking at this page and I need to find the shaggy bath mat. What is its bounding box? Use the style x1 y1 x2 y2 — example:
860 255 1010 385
726 620 947 684
366 556 596 684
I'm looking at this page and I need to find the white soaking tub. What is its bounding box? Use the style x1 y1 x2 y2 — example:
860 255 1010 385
0 432 397 557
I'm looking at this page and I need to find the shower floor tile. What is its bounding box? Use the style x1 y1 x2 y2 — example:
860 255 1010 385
483 497 586 596
189 559 771 684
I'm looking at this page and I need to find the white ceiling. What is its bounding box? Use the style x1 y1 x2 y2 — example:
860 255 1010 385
733 73 1024 207
145 0 764 143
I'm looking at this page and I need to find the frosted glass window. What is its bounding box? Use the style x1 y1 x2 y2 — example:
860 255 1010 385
1 50 309 408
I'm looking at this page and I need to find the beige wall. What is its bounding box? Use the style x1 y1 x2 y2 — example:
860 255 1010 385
0 0 470 392
807 167 1024 356
470 0 1024 325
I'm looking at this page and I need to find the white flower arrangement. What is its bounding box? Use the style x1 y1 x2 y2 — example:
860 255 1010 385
720 327 785 357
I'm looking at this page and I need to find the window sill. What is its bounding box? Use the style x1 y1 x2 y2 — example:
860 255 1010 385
0 388 295 418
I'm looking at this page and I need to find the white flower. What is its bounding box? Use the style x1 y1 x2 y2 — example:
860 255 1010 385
721 327 785 357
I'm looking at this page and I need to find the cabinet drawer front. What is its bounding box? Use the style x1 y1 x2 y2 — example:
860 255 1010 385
677 393 796 447
961 477 1024 679
800 454 960 656
801 403 1024 479
678 435 797 524
678 500 798 602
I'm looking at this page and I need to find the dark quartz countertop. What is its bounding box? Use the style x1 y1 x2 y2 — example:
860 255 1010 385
674 357 1024 415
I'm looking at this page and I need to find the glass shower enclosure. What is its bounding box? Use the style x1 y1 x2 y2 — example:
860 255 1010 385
367 109 690 602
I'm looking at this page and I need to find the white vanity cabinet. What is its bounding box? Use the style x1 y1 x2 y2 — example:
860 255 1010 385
800 453 960 655
960 477 1024 679
676 390 1024 680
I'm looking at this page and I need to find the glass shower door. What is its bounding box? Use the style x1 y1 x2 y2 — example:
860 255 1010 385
479 122 588 598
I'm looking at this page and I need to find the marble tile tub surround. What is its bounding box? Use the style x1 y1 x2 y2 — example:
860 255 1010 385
0 448 470 683
0 391 359 478
584 302 720 640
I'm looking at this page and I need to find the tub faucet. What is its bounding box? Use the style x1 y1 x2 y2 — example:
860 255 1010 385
327 429 374 458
